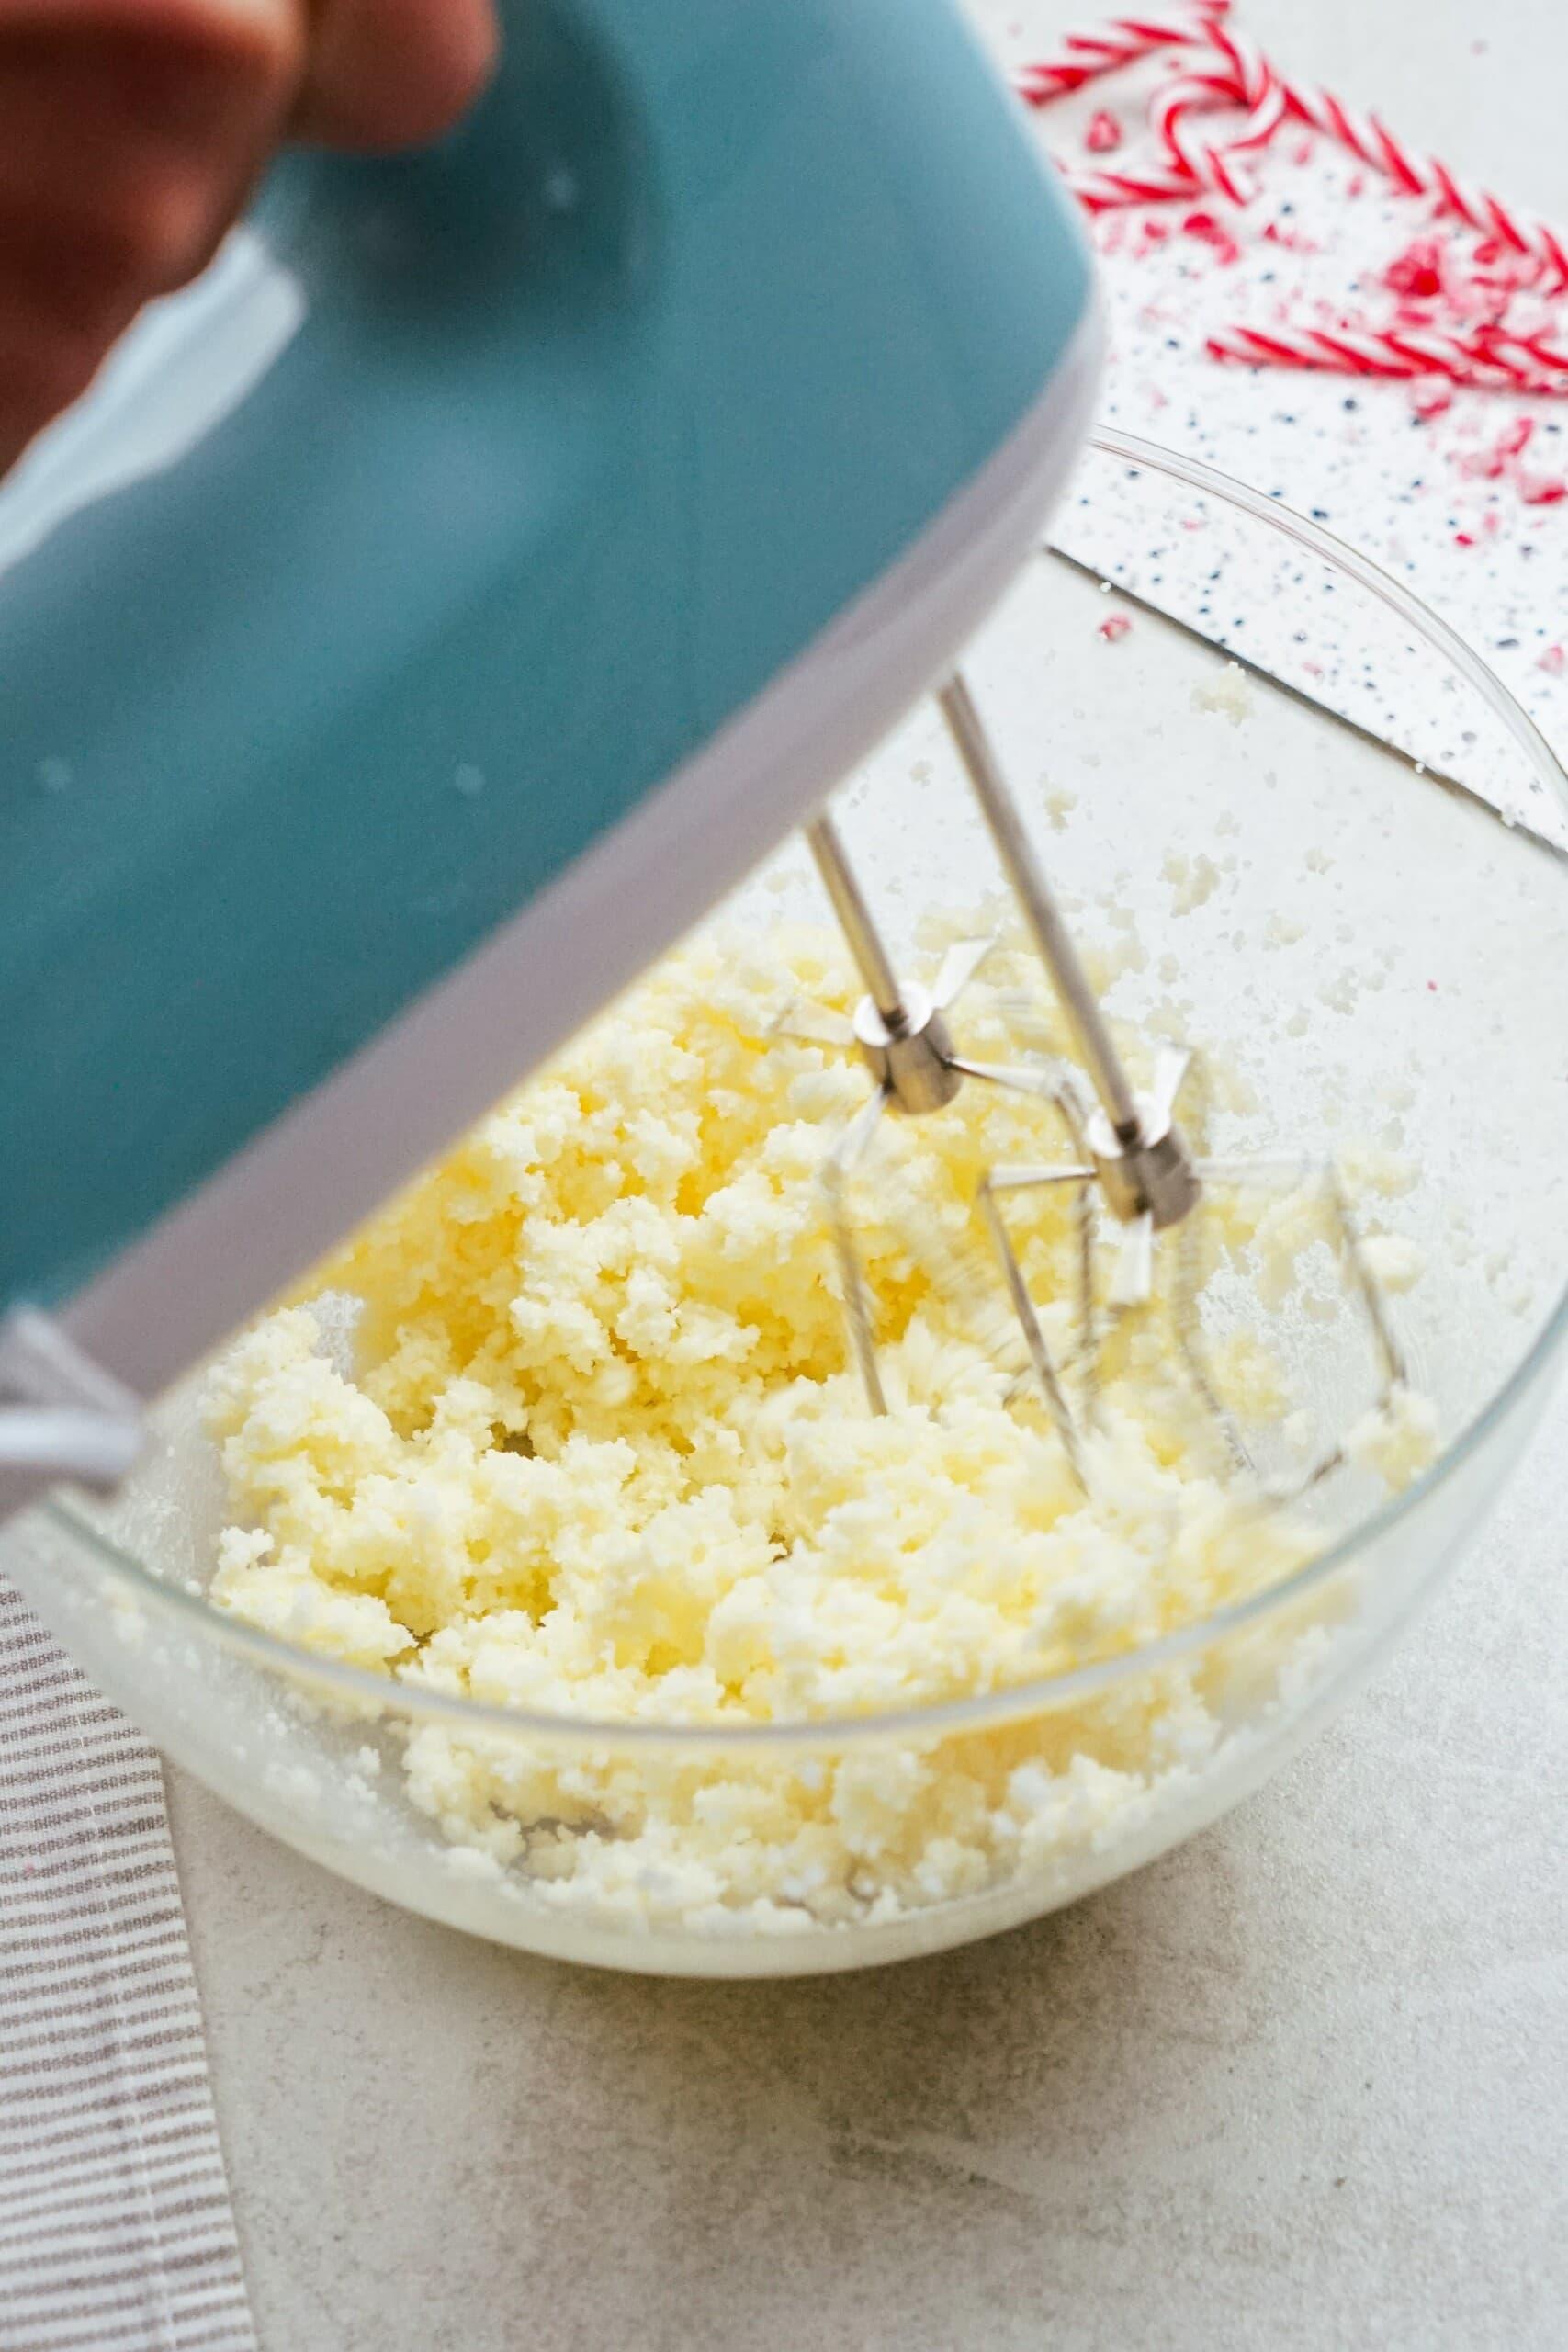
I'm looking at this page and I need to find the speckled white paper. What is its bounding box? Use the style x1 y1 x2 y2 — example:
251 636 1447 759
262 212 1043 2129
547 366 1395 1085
986 31 1568 843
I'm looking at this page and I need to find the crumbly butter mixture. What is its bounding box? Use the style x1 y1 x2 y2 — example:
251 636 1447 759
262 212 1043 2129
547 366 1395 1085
206 922 1430 1935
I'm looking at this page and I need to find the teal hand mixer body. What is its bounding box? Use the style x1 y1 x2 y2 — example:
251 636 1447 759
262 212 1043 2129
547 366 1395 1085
1 0 1125 1513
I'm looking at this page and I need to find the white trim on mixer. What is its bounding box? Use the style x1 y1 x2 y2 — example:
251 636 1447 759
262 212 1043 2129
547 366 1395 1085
62 302 1102 1413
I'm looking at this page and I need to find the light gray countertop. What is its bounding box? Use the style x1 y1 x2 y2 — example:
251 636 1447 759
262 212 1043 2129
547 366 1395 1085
169 5 1568 2344
171 1387 1568 2351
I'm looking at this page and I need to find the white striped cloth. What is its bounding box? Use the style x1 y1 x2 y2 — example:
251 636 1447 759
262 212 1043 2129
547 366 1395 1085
0 1576 256 2352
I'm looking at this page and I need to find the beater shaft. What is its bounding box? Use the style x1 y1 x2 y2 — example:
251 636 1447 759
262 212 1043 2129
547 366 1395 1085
806 813 964 1115
936 673 1139 1142
806 813 905 1027
937 673 1201 1237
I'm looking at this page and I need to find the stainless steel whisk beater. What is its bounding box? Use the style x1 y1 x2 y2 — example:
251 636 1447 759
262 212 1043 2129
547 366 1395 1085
798 672 1406 1494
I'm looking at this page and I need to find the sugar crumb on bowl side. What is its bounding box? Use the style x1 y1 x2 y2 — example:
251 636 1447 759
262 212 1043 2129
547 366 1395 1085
1192 661 1253 727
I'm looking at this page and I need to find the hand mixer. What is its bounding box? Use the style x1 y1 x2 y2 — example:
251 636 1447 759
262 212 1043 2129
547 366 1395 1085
0 0 1398 1524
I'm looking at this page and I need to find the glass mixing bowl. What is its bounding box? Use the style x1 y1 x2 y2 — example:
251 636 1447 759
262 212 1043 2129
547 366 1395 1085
6 433 1567 1977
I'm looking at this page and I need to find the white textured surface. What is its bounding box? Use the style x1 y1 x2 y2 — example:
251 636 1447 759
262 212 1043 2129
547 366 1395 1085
985 2 1568 838
169 6 1568 2345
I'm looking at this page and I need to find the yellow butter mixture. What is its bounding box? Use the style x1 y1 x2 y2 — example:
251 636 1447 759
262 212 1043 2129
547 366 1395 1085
205 922 1431 1935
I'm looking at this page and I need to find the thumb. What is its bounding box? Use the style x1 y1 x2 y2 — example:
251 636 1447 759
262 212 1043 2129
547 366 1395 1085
0 0 310 468
0 0 497 475
292 0 498 153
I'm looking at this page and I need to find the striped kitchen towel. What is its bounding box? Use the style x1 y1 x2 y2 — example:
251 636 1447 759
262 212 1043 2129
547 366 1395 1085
0 1576 255 2352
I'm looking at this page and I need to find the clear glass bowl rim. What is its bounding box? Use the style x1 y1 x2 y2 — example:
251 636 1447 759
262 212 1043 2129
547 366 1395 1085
44 425 1568 1758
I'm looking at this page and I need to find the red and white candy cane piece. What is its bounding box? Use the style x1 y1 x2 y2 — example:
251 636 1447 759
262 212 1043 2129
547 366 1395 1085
1063 157 1205 209
1205 322 1568 394
1149 17 1282 202
1025 1 1568 284
1485 325 1568 376
1151 75 1252 201
1026 4 1283 211
1014 1 1228 107
1278 85 1568 286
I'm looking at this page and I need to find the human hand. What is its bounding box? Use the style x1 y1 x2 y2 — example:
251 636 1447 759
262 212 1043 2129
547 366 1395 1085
0 0 499 473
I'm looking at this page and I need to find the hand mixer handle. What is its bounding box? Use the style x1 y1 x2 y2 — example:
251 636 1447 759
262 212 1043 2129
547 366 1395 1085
0 0 1098 1465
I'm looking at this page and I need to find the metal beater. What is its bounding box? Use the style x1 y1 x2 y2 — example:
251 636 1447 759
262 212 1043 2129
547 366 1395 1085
799 672 1407 1497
